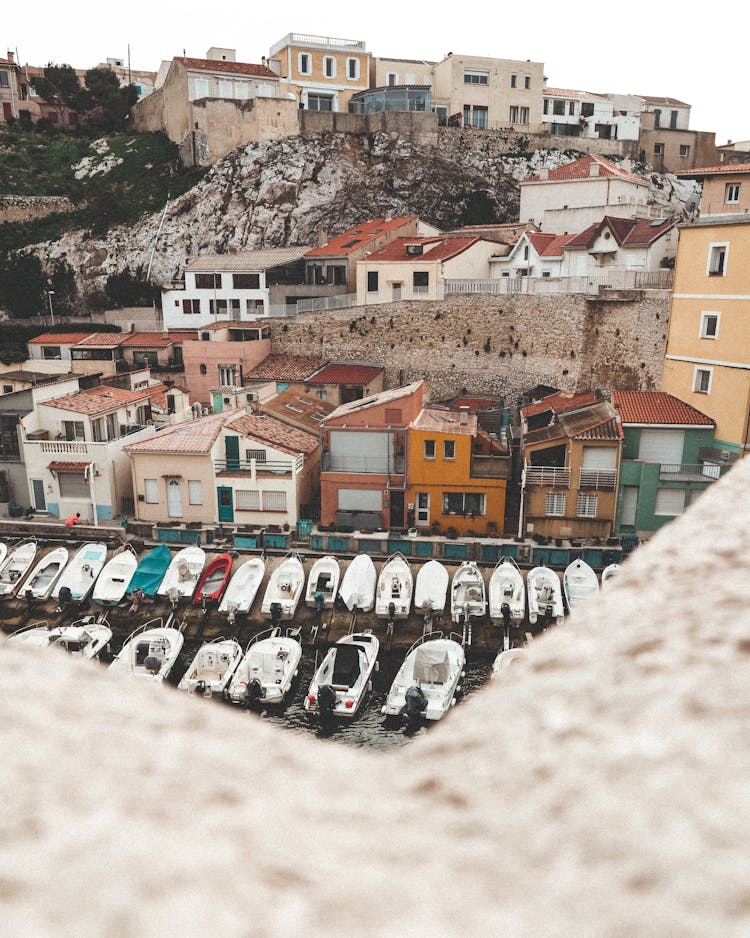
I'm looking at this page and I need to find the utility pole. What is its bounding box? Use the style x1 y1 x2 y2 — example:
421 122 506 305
47 290 55 326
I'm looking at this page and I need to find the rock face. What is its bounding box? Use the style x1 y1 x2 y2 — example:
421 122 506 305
32 132 696 298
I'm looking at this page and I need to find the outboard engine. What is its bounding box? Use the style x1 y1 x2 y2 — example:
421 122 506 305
402 685 428 722
58 585 72 608
501 602 511 627
388 601 396 621
270 602 282 626
244 677 264 706
195 679 210 697
143 655 161 675
317 683 337 717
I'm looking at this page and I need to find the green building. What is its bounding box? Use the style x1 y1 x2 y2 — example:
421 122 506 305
611 391 733 536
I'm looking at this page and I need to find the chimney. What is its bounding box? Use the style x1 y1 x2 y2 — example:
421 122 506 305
7 51 14 64
538 167 549 180
318 230 328 247
459 406 469 425
384 210 393 222
589 161 601 177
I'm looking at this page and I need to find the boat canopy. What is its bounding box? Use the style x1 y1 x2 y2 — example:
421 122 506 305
414 645 450 684
331 644 363 686
128 545 172 597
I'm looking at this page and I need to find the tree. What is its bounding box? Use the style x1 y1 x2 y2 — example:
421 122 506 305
82 67 137 129
0 253 47 318
105 268 160 308
50 259 78 316
32 64 83 122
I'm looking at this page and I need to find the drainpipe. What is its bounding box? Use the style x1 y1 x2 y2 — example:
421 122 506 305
517 461 526 540
85 462 99 527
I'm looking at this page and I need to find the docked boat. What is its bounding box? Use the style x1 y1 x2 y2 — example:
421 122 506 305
0 542 7 569
563 558 600 613
93 545 138 606
414 560 449 614
157 545 206 603
491 647 526 680
488 557 526 626
52 542 108 603
22 547 69 601
375 553 413 619
192 552 233 607
260 553 305 621
527 566 564 626
382 634 465 723
601 563 621 587
8 615 112 660
177 638 243 696
450 561 486 623
109 618 184 682
0 539 37 599
305 555 340 610
126 545 173 598
304 631 379 719
219 556 265 619
227 628 303 707
338 554 377 612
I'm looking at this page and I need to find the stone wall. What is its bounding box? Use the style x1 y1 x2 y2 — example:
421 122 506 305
299 110 439 147
0 195 75 224
438 126 640 160
269 291 670 401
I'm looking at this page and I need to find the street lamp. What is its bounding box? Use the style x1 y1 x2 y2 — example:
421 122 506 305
47 290 55 326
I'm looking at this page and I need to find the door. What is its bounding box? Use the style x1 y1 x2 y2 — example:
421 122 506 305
620 486 638 528
389 491 404 528
212 392 224 414
224 435 240 470
217 486 234 522
31 479 46 511
416 492 430 526
167 478 183 518
392 283 402 301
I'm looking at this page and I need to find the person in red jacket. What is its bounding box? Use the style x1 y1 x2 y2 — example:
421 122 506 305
64 512 82 526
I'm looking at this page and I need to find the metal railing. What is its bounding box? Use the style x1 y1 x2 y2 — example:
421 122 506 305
213 457 298 475
31 427 154 457
446 269 674 296
268 293 359 318
659 463 724 482
525 466 571 487
269 33 367 56
412 285 430 295
579 468 618 490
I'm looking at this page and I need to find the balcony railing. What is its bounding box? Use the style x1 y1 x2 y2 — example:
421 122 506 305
470 454 510 479
28 426 154 458
213 457 298 476
446 269 674 297
322 452 405 474
412 285 430 295
269 33 367 56
659 463 724 482
525 466 571 487
579 468 618 490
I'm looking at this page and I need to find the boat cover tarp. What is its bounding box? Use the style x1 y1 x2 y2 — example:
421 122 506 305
128 545 172 597
414 645 450 684
332 643 362 686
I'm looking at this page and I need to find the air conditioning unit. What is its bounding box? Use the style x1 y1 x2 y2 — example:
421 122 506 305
405 244 423 256
246 391 259 403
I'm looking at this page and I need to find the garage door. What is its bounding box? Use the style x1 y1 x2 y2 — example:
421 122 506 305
338 489 382 511
638 429 684 464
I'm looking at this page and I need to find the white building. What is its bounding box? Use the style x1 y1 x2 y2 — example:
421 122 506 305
541 88 640 142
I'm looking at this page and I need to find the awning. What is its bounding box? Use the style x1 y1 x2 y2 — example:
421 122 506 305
47 461 88 472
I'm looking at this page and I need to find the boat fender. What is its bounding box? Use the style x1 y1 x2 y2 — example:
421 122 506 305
318 683 337 715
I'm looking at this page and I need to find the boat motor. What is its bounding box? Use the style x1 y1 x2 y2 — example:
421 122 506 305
270 602 282 626
244 677 264 706
388 601 396 620
195 679 211 698
317 683 337 717
501 602 511 627
57 585 72 610
402 685 428 722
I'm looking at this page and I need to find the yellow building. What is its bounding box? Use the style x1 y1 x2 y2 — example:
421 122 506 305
268 33 369 112
407 406 510 537
662 212 750 457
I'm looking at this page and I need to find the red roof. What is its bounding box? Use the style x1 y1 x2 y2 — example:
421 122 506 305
528 232 575 256
28 332 96 345
612 391 714 426
678 163 750 179
304 363 383 385
366 236 481 263
177 57 278 79
245 354 327 382
121 332 195 348
564 216 677 249
524 154 647 186
226 413 319 455
47 461 88 472
522 390 599 418
305 217 416 258
43 385 151 416
73 333 130 348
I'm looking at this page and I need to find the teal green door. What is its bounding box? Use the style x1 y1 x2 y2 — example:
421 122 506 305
217 486 234 522
212 392 224 413
225 435 240 470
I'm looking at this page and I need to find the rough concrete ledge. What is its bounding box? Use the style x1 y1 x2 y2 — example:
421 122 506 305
2 460 750 936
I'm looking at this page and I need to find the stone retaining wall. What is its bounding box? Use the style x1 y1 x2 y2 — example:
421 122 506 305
0 195 75 224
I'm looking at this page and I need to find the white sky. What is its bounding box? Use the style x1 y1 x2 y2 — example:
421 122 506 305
7 1 745 145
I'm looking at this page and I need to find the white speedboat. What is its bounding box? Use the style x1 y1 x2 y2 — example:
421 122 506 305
491 647 526 680
260 554 304 621
601 563 621 586
375 553 413 619
177 638 243 697
109 618 184 682
52 542 108 603
93 545 138 606
382 634 465 723
22 547 69 601
218 557 265 620
527 566 564 626
0 542 7 568
227 628 303 707
157 546 206 603
305 555 340 609
339 554 377 612
450 561 486 623
563 558 599 613
488 557 526 626
0 539 37 598
304 631 379 719
414 560 449 614
8 615 112 660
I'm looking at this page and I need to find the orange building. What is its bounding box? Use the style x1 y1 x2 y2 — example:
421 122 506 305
407 405 510 536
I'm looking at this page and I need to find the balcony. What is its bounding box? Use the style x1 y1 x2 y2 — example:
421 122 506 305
412 285 430 295
269 33 367 56
27 426 154 459
322 452 405 474
213 457 299 477
470 454 510 479
659 463 725 483
525 466 570 487
579 468 617 490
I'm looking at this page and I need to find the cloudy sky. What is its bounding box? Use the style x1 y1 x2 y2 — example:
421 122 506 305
8 1 745 145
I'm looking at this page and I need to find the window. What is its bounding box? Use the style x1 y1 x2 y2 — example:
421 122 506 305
299 53 311 75
307 93 334 111
236 489 260 510
233 273 260 289
524 75 531 89
218 365 237 386
576 494 599 517
464 69 489 85
58 471 89 499
543 99 549 115
193 78 209 99
188 480 202 505
367 271 379 292
262 490 287 511
654 143 664 157
92 417 106 442
144 479 158 503
443 440 455 460
347 58 359 80
654 488 685 517
0 73 9 88
245 449 266 463
679 144 690 158
209 299 228 315
3 384 11 394
700 312 720 339
63 420 85 441
510 73 517 88
519 107 529 124
670 110 678 129
195 273 221 289
386 72 398 86
324 56 336 78
568 101 575 116
413 271 429 293
41 345 62 360
199 364 207 375
708 243 727 276
330 265 347 286
471 106 487 128
182 299 200 314
552 100 565 116
725 183 741 204
424 439 436 459
384 408 402 424
442 491 485 515
693 366 712 394
653 108 661 128
509 106 519 123
218 80 233 98
581 102 594 118
545 492 566 516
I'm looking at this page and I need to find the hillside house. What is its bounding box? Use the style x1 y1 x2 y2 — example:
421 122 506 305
180 323 272 406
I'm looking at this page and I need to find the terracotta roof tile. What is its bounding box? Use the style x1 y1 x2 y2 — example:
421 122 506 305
28 332 97 345
226 412 318 455
125 410 235 454
304 362 383 385
245 354 327 382
121 332 191 348
260 389 335 433
178 57 278 79
524 154 647 186
412 406 477 435
444 222 538 245
305 218 416 258
522 390 599 418
185 248 313 271
42 385 151 416
611 391 715 426
678 163 750 179
73 333 130 348
527 232 575 256
543 88 606 101
565 216 677 249
47 461 88 472
326 381 423 422
366 236 482 263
